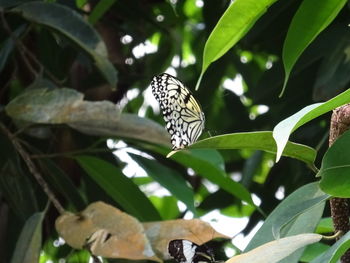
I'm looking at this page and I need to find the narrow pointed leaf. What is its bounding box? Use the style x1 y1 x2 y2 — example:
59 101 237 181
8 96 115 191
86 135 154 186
130 154 196 214
197 0 278 90
10 211 45 263
75 155 161 221
281 0 346 95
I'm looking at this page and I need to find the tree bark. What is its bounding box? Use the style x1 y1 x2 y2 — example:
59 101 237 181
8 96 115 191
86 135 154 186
329 104 350 263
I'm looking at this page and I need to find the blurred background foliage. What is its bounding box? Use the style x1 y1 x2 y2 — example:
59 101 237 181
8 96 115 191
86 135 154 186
0 0 349 262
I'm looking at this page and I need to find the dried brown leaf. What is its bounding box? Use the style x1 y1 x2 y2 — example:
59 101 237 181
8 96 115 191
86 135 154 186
55 201 161 261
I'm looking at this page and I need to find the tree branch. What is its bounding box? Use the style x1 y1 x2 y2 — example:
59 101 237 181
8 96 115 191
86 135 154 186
0 123 65 214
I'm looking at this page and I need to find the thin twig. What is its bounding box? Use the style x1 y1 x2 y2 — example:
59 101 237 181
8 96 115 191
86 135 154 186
0 123 65 214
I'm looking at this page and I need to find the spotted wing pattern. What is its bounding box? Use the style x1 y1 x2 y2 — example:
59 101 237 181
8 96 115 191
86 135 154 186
168 240 215 263
151 73 205 150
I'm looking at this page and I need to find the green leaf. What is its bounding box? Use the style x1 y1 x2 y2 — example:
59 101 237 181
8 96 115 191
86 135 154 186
272 194 329 239
0 25 26 72
149 196 180 220
313 33 350 100
245 183 326 252
319 130 350 197
40 159 86 211
12 1 117 86
300 243 330 262
147 145 255 207
75 155 161 221
130 154 196 214
273 88 350 162
0 132 39 221
0 161 39 220
196 0 278 90
88 0 116 25
10 211 45 263
0 0 30 8
235 233 322 263
191 131 316 165
281 0 346 96
315 217 333 234
310 231 350 263
171 149 254 206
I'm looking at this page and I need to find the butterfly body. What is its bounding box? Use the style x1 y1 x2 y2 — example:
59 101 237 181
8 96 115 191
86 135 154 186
168 239 215 263
151 73 205 150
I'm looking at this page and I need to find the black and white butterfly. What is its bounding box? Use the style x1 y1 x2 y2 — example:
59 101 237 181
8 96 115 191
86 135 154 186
168 239 215 263
151 73 205 150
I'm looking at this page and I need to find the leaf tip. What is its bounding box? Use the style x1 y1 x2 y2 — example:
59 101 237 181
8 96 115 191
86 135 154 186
166 150 179 158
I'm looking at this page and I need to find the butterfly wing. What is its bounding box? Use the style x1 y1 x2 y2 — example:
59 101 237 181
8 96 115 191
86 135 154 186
168 240 215 263
169 240 198 263
151 73 205 150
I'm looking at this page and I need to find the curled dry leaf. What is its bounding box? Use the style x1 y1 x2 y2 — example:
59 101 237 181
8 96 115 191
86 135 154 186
5 88 170 146
55 201 161 261
143 219 230 259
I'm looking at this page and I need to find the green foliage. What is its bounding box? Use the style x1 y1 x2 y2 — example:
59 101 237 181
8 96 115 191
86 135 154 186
1 0 350 262
319 130 350 197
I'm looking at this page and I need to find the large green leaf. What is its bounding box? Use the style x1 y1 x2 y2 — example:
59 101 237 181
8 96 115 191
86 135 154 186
310 231 350 263
271 194 329 239
75 155 161 221
196 0 278 90
229 233 322 263
10 211 45 263
190 131 316 165
281 0 346 95
130 154 196 214
245 183 326 253
319 130 350 197
273 88 350 162
12 1 117 86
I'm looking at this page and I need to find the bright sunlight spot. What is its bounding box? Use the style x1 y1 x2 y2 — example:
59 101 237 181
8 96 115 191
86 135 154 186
120 34 133 45
223 75 244 96
132 40 157 59
275 186 285 200
196 0 204 7
233 221 263 250
107 140 147 177
202 210 249 237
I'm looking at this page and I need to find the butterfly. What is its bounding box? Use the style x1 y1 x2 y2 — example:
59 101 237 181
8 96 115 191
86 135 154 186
168 239 215 263
151 73 205 150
